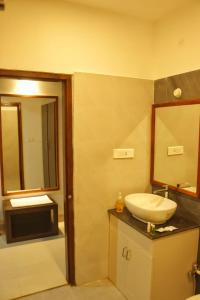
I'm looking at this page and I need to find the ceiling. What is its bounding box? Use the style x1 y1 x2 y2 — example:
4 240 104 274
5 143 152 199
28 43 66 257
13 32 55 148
66 0 191 21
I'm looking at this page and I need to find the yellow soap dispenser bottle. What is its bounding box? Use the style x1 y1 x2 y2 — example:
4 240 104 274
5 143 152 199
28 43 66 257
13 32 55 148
115 192 124 213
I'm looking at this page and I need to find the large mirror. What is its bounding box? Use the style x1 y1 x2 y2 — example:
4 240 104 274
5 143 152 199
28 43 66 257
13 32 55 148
151 100 200 197
0 95 59 195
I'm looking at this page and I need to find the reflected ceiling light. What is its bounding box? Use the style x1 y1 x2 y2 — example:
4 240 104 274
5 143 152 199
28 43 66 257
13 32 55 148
1 107 17 111
15 80 39 95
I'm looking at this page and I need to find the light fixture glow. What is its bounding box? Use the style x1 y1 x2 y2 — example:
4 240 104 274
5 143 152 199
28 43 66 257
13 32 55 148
173 88 182 98
15 80 39 95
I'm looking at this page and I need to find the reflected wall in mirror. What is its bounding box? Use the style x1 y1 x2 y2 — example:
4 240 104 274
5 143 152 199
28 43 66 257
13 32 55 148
0 95 59 195
151 101 200 197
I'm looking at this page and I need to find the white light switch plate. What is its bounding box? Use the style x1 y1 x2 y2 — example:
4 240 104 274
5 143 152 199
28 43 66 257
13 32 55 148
113 148 135 159
168 146 184 156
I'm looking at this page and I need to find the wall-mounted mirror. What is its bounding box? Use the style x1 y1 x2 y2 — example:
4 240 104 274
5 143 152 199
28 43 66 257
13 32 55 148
151 100 200 197
0 95 59 195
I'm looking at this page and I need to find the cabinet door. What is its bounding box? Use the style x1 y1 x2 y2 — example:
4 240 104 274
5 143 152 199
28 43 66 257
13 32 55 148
116 220 152 300
109 215 129 293
116 229 129 295
151 229 199 300
125 237 152 300
109 217 152 300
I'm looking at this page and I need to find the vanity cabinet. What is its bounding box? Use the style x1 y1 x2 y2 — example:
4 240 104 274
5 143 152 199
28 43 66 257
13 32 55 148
109 215 199 300
3 199 58 243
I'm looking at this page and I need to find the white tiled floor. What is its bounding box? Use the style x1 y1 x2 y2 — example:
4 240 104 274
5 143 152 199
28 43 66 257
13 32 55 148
16 279 126 300
0 223 66 300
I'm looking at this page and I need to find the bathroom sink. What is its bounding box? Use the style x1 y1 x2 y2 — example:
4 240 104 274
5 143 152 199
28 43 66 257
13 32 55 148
124 193 177 224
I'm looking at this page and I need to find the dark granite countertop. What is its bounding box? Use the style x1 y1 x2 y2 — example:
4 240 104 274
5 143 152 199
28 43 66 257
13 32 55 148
108 208 200 240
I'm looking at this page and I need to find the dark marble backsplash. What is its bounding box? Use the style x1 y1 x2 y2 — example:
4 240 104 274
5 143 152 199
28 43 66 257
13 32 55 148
152 187 200 224
154 69 200 103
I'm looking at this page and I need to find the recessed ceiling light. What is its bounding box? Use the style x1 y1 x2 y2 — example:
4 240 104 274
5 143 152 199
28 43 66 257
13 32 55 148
15 80 39 95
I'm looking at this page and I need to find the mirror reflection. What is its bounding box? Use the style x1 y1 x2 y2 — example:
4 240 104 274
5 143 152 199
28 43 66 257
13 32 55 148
153 103 200 195
0 95 58 194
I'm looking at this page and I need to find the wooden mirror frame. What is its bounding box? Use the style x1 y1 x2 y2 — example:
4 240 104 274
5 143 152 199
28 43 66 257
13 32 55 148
151 99 200 198
0 94 59 196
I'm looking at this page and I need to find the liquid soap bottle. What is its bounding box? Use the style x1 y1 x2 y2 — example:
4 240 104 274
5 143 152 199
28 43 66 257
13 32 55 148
115 192 124 213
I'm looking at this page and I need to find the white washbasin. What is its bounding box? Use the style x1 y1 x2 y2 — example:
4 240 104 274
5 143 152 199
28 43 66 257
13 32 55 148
10 195 52 207
125 193 177 224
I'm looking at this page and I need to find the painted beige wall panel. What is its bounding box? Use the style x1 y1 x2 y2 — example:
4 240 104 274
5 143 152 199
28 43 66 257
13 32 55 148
151 229 199 300
1 108 21 191
21 100 44 189
0 0 154 79
73 73 153 284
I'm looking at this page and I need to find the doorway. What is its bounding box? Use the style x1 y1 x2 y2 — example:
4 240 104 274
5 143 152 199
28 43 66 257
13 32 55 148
0 69 74 285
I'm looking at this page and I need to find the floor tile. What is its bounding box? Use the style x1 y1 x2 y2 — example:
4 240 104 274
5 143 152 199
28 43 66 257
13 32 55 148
0 276 22 300
17 280 126 300
72 283 125 300
0 222 66 300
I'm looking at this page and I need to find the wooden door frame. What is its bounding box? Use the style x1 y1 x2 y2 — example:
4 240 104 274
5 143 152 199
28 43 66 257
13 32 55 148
0 68 75 285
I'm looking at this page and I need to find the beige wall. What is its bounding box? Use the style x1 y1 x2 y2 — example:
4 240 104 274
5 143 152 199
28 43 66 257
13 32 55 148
20 100 44 189
153 0 200 79
1 107 21 191
1 0 199 81
0 0 154 79
154 105 199 187
1 0 200 80
73 73 153 284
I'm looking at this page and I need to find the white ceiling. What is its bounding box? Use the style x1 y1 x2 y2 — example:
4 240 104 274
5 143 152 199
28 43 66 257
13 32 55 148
66 0 191 21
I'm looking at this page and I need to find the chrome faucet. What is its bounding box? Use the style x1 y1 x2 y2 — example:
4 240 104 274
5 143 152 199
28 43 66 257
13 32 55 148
153 185 168 198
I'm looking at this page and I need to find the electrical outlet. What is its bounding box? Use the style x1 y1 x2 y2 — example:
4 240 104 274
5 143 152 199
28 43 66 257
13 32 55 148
168 146 184 156
113 148 135 159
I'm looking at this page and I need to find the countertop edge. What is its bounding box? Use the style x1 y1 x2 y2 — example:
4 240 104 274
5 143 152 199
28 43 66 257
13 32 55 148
108 208 200 240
